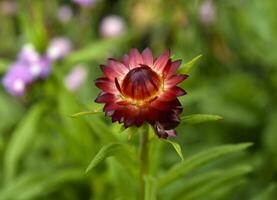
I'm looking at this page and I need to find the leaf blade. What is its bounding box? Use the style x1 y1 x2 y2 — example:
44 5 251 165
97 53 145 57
85 143 127 173
181 114 223 125
145 176 158 200
158 143 252 188
163 140 184 161
3 103 47 183
70 110 103 118
179 54 202 74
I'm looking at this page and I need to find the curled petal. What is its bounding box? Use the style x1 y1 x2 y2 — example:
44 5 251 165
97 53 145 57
95 92 117 103
129 48 144 69
163 59 182 77
165 74 188 88
100 65 124 80
142 48 154 66
107 58 129 75
153 49 170 72
95 77 118 93
158 87 186 102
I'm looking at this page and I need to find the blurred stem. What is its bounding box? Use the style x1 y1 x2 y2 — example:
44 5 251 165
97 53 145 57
139 125 149 200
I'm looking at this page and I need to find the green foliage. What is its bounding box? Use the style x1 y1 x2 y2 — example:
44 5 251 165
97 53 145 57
178 54 202 74
144 176 158 200
181 114 223 125
0 0 276 199
158 143 252 187
163 140 184 161
3 103 48 183
70 110 103 118
86 143 130 173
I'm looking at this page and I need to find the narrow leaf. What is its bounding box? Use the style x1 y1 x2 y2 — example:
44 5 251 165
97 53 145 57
64 37 128 65
4 103 47 183
70 110 102 118
158 143 252 187
0 168 83 200
253 183 277 200
163 140 184 161
145 176 158 200
179 54 202 74
167 166 250 200
181 114 223 125
86 143 127 173
182 165 252 200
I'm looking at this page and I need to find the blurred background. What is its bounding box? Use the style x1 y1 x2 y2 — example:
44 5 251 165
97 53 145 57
0 0 277 199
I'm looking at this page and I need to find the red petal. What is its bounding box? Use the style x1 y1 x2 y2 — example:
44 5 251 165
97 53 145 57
104 103 119 112
95 92 116 103
146 108 159 124
95 77 117 93
100 65 125 80
171 86 186 97
129 48 143 69
142 48 154 66
107 59 129 75
123 106 139 127
165 74 188 89
123 54 130 68
111 109 124 123
153 49 170 72
150 99 173 111
163 59 182 77
158 90 178 102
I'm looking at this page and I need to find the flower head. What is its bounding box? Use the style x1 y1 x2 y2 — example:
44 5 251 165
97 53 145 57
95 48 188 138
2 62 33 96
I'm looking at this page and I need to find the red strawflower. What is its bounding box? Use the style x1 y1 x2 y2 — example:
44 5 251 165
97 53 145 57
95 48 188 138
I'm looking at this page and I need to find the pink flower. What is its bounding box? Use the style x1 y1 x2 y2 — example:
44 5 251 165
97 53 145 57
64 65 88 91
99 15 126 38
46 37 72 61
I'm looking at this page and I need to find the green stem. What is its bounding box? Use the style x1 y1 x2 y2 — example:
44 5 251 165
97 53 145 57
139 126 149 200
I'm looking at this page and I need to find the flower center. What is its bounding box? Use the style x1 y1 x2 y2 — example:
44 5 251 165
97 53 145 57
121 65 161 101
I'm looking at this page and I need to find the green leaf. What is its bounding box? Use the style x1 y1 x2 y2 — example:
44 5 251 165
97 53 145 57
179 54 202 74
252 183 277 200
181 114 223 125
182 165 252 200
64 37 128 65
86 143 128 173
70 110 103 118
145 176 158 200
108 158 137 200
0 168 84 200
163 140 184 161
0 59 10 73
158 143 252 187
3 103 47 183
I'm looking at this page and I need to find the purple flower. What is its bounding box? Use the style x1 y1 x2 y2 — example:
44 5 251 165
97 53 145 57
58 5 73 23
46 37 72 61
17 44 40 64
2 44 53 96
99 15 126 38
64 65 87 91
28 56 52 79
2 63 33 96
72 0 96 7
18 44 52 79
